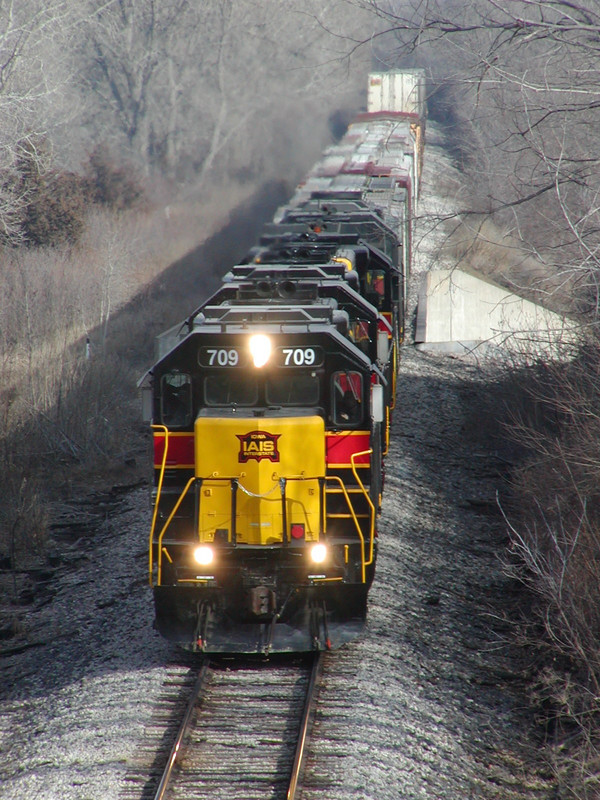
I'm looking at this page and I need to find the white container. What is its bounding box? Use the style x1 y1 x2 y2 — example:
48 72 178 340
367 70 426 117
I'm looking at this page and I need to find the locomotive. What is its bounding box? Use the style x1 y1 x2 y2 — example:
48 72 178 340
139 70 426 653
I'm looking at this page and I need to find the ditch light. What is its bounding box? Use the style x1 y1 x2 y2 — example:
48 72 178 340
310 544 327 564
193 546 214 566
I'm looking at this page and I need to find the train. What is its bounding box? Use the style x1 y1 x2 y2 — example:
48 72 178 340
139 70 426 654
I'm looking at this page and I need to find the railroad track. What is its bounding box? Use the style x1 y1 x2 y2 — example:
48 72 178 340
128 653 323 800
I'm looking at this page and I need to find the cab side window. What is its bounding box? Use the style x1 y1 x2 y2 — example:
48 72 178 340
350 320 371 355
364 270 386 309
161 373 192 427
332 371 363 427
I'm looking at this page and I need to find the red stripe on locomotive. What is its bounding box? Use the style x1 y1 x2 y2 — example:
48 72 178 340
379 313 393 335
326 431 371 466
153 432 195 468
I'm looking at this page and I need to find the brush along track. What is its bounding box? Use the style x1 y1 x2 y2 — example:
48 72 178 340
127 653 322 800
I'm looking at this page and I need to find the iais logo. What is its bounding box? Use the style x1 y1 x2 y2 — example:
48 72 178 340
236 430 281 463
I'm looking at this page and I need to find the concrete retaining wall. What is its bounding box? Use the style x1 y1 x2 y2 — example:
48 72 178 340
415 269 578 356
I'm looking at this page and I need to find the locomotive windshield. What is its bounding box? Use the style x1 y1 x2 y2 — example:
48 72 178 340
363 269 386 309
266 373 320 406
203 371 320 407
204 374 258 406
350 319 372 355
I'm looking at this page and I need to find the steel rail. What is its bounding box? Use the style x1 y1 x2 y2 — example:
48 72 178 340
287 653 323 800
152 662 211 800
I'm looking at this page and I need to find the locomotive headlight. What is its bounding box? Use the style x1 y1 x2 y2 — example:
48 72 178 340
249 334 271 368
310 544 327 564
193 546 214 566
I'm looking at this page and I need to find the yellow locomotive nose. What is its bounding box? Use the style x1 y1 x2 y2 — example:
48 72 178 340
194 415 325 546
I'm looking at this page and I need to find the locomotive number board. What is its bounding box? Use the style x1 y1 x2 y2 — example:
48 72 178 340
198 347 248 367
276 346 324 367
198 346 323 368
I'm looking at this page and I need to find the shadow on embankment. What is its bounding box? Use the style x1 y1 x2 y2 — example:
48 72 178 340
0 179 290 680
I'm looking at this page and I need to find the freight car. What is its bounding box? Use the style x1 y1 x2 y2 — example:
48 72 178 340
139 70 426 653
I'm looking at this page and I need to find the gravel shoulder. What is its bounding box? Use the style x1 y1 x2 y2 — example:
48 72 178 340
310 346 551 800
0 126 554 800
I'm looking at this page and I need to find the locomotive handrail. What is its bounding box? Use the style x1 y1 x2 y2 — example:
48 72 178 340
150 424 169 586
152 455 373 583
350 448 376 565
195 473 325 546
325 475 369 583
284 475 326 539
156 476 197 585
200 472 323 483
236 480 280 499
385 404 390 455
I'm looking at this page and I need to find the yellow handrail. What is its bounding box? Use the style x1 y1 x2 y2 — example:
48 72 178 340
153 472 326 583
350 449 376 566
149 441 376 587
326 475 368 583
384 404 390 455
193 473 324 542
156 477 196 585
149 425 169 586
390 344 397 409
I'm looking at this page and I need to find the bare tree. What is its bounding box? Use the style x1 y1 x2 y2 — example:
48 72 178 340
75 0 371 181
0 0 79 243
346 1 600 312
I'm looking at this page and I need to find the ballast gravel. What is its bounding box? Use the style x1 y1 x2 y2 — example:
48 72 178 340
0 124 553 799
